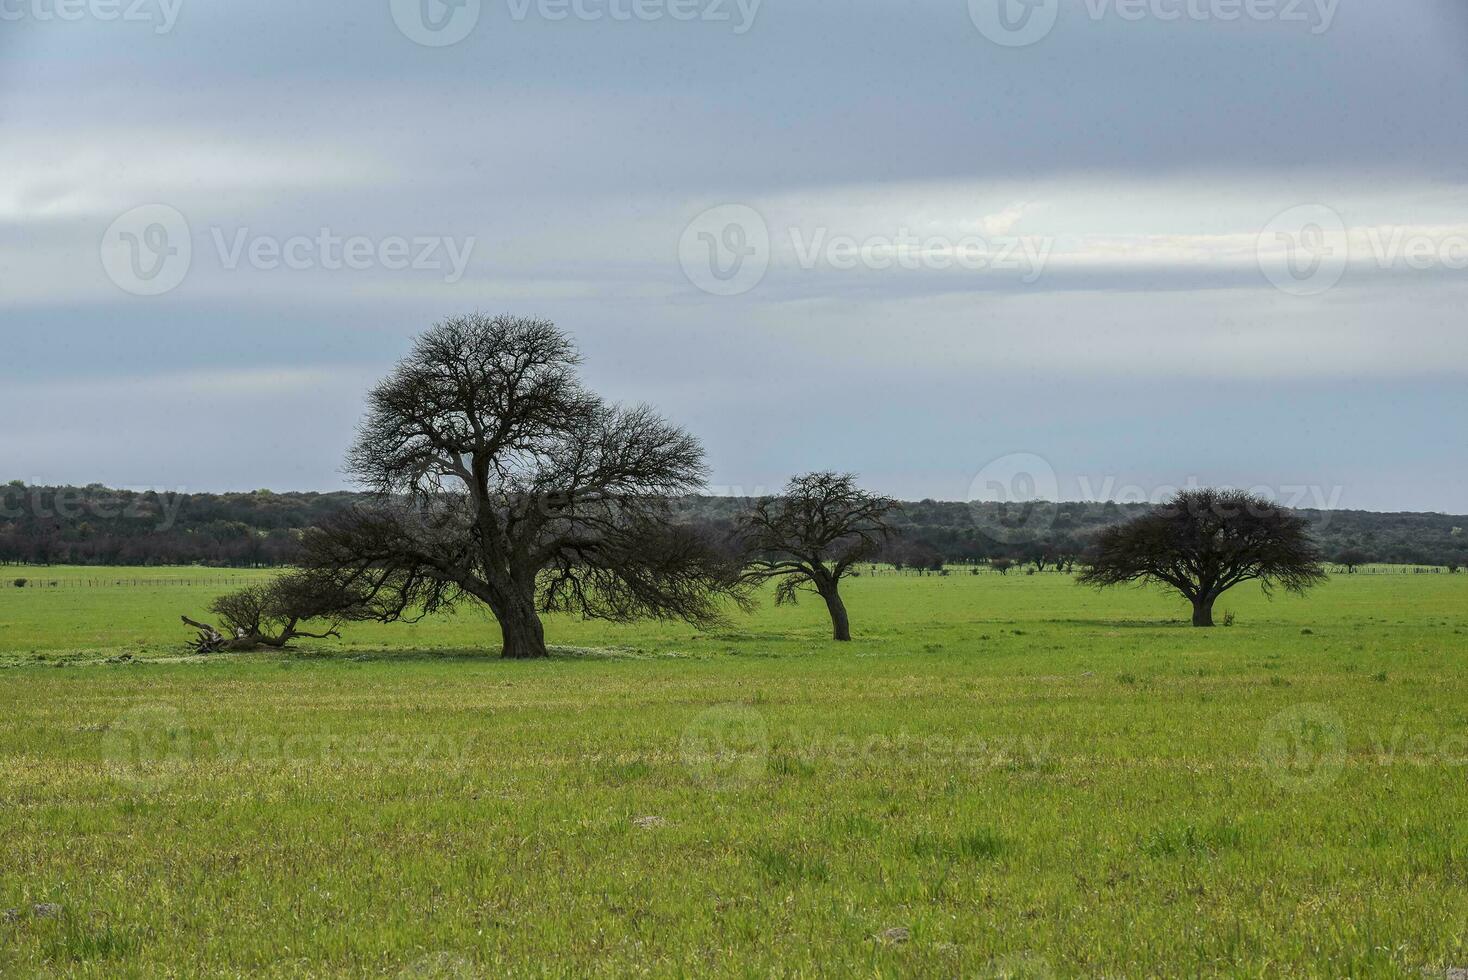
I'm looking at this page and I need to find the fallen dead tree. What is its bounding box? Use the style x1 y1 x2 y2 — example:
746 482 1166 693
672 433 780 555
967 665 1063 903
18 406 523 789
181 571 368 653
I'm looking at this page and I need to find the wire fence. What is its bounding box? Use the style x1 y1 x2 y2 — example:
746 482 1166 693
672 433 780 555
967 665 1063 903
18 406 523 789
0 565 1460 590
860 564 1461 577
2 576 265 590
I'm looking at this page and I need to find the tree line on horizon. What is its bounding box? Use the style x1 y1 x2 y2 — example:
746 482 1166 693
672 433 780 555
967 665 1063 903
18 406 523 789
2 483 1463 572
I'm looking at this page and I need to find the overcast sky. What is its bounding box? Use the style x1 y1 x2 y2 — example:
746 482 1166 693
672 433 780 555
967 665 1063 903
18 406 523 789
3 0 1466 511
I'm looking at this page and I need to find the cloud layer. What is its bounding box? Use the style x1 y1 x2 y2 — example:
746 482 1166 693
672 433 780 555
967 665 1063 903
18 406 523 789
2 0 1466 510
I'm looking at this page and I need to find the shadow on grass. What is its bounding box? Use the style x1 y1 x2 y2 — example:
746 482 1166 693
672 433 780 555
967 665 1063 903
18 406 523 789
7 642 745 670
287 644 682 664
1049 618 1195 629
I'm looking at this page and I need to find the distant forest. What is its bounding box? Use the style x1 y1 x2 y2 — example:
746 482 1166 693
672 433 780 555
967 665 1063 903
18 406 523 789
1 482 1464 570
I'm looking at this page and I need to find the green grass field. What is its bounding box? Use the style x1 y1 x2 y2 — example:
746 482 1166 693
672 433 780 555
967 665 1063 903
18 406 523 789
1 568 1466 977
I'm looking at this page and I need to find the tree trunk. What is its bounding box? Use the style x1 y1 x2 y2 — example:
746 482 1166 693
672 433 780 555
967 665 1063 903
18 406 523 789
821 587 852 642
497 590 549 659
1191 596 1215 628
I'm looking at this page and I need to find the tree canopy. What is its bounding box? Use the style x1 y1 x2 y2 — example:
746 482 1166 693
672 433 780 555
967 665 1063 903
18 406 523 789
1077 488 1327 627
300 313 745 658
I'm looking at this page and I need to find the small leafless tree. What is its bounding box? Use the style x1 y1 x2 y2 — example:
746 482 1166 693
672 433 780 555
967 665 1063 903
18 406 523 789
181 571 367 653
1077 488 1326 627
299 313 745 659
735 472 898 641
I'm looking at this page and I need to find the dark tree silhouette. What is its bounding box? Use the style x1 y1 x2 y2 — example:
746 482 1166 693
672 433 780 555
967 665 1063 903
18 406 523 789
990 558 1014 576
1077 488 1326 627
301 313 745 658
736 473 898 641
1334 548 1370 573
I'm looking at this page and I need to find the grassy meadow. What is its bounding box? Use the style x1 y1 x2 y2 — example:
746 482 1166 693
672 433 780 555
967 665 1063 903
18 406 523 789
1 567 1466 976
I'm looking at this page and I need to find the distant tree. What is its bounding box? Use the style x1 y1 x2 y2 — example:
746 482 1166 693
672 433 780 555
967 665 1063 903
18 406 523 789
1334 548 1371 573
1448 563 1462 574
907 542 945 572
299 313 744 659
1050 535 1083 574
736 472 898 641
1078 488 1327 627
990 558 1013 576
1022 542 1050 573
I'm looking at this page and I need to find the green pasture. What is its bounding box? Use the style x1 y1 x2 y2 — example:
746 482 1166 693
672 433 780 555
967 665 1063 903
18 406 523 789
0 568 1465 976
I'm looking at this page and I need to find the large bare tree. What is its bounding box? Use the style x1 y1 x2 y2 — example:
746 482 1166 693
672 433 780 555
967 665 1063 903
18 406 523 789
301 313 744 658
736 472 898 641
1077 488 1326 627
